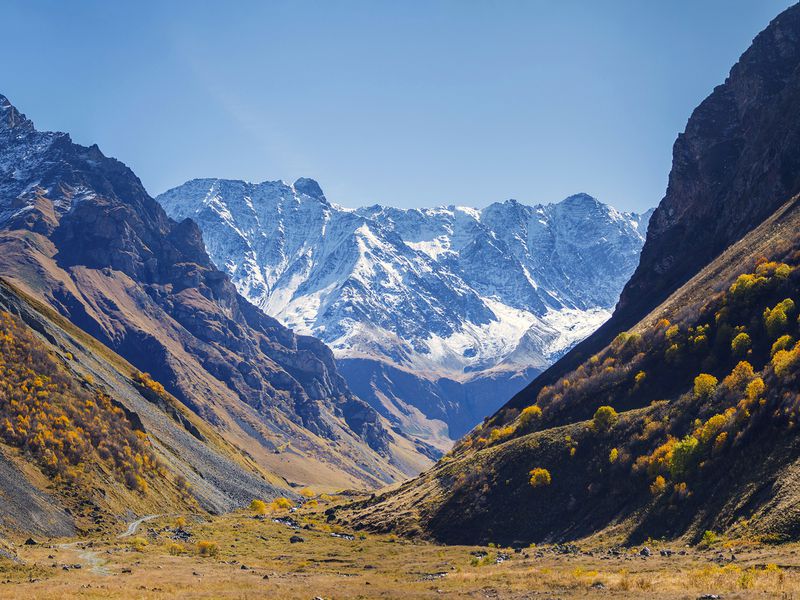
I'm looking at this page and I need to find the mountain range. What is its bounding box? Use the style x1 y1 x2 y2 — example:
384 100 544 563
158 181 651 447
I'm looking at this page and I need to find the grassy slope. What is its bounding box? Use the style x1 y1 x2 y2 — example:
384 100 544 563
0 276 291 537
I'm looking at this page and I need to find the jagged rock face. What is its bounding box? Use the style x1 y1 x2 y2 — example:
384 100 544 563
503 3 800 413
158 179 650 442
618 3 800 323
0 94 405 484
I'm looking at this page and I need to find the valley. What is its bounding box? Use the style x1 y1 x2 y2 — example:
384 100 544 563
1 503 798 599
1 2 800 598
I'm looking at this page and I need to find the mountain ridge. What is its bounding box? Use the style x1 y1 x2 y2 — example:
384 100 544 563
158 178 651 443
0 92 432 495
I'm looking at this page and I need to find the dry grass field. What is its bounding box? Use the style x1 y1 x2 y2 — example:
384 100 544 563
1 501 800 599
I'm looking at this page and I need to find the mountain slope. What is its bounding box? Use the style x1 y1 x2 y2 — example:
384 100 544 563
158 181 650 444
504 2 800 414
0 276 284 536
0 94 432 493
341 3 800 545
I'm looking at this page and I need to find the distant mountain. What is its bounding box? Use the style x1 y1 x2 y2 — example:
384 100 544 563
343 3 800 546
0 93 433 503
158 180 651 445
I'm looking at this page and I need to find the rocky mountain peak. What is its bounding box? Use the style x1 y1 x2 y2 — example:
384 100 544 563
293 177 328 203
157 177 651 442
0 94 35 134
616 3 800 325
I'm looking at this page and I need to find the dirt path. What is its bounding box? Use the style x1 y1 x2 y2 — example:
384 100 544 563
56 541 109 576
117 514 161 538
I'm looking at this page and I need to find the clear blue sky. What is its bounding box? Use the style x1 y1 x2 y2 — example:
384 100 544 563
1 1 794 212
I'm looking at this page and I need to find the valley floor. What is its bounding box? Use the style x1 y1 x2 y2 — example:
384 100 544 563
0 508 798 599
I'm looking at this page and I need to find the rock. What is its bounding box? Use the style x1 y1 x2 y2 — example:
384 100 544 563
289 535 304 544
23 538 37 546
640 546 651 557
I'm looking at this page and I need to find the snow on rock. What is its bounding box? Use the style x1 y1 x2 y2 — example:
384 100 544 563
158 179 652 439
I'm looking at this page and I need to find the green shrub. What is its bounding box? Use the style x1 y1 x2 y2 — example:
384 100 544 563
669 435 699 478
730 332 751 357
592 406 619 432
693 374 718 399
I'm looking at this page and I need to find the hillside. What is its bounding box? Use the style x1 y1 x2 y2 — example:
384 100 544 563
0 276 285 537
158 180 649 447
341 3 800 545
0 93 433 494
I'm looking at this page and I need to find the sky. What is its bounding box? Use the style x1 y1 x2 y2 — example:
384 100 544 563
1 1 795 213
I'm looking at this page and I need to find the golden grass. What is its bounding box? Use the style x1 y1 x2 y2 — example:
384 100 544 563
1 506 799 599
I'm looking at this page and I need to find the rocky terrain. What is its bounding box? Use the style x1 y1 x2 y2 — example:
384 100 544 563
505 1 800 413
158 181 650 446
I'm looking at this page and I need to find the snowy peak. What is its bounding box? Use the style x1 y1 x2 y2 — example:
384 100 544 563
157 178 651 377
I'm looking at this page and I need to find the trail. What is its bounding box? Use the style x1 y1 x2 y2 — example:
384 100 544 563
56 541 109 576
117 514 161 538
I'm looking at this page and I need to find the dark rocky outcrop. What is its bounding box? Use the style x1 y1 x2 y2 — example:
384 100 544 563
506 3 800 413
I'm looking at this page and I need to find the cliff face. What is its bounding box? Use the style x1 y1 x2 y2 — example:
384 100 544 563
618 3 800 322
506 3 800 412
0 94 430 489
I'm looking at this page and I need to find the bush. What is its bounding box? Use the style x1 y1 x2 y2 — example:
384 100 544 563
592 406 619 432
196 540 219 557
649 475 666 495
669 435 699 478
518 405 542 427
609 448 619 463
722 361 754 390
730 333 751 357
128 537 148 552
772 342 800 377
771 335 794 356
696 413 728 445
300 487 315 498
745 377 765 401
249 499 267 514
764 298 796 338
487 425 515 444
693 374 718 399
166 542 185 555
699 530 720 548
269 497 294 511
529 468 552 488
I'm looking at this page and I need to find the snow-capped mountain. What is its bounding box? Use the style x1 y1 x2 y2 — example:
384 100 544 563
158 178 651 447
